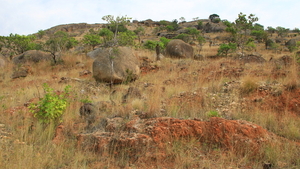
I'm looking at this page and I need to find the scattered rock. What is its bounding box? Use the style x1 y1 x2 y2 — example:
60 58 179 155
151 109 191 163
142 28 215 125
166 39 194 59
12 50 52 64
92 47 140 84
11 68 28 79
235 54 266 64
79 70 91 76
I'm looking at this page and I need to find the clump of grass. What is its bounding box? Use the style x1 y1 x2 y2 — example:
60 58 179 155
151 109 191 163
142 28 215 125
240 76 258 96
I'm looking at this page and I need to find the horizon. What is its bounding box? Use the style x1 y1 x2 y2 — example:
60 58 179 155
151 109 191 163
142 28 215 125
1 0 300 36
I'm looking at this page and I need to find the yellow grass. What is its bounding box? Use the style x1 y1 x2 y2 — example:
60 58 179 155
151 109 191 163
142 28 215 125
1 39 300 168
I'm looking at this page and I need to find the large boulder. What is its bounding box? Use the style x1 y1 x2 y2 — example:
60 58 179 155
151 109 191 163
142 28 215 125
92 47 140 84
203 22 226 33
12 50 52 64
165 39 194 59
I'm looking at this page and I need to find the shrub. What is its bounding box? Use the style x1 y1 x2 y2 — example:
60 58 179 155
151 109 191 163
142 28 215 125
207 110 220 118
117 30 137 46
143 40 164 50
240 78 258 96
82 33 102 49
29 83 71 124
159 37 171 49
217 43 237 56
173 33 191 43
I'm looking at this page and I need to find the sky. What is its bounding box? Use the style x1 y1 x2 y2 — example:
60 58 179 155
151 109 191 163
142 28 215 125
1 0 300 36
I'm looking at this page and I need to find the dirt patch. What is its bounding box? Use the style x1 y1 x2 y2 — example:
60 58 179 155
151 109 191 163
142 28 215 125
77 117 274 161
246 87 300 115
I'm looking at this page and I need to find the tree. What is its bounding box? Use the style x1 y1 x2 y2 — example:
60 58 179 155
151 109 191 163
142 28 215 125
82 33 102 49
186 27 200 40
0 34 39 56
102 15 132 45
179 17 186 23
218 43 237 57
133 26 145 45
225 12 258 54
117 30 137 46
173 34 191 43
293 28 300 34
197 21 203 30
209 14 220 23
44 31 78 64
99 28 114 45
266 26 276 37
251 29 268 43
276 26 289 37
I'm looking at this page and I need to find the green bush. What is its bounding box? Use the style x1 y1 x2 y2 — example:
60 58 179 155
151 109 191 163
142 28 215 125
117 30 137 46
82 33 102 48
29 83 71 124
143 40 163 50
207 110 220 118
159 37 171 48
218 43 237 57
173 33 191 43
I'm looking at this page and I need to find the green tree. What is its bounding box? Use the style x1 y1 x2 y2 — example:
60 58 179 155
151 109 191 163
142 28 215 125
251 30 268 42
266 26 276 37
276 26 289 37
159 37 171 49
179 17 186 23
117 30 137 46
102 15 132 45
209 14 220 23
143 40 163 50
186 27 200 40
82 33 102 49
99 28 114 45
173 34 191 43
37 30 46 39
0 34 40 56
225 12 258 53
218 43 237 57
44 31 78 64
197 21 203 30
143 37 170 50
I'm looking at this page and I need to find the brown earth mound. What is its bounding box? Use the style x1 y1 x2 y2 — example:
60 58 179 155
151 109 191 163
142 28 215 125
77 117 273 159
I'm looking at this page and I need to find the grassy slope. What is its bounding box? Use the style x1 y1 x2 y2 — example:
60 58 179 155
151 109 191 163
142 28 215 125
0 24 300 168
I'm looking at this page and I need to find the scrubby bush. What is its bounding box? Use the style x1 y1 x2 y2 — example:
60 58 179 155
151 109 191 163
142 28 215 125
173 33 191 43
217 43 237 56
29 83 71 124
117 30 137 46
143 40 163 50
82 33 102 49
99 28 114 44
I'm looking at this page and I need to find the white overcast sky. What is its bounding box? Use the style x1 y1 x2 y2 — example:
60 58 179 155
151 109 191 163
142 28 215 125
1 0 300 36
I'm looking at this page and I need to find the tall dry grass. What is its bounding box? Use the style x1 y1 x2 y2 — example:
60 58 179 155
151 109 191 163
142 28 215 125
0 44 300 168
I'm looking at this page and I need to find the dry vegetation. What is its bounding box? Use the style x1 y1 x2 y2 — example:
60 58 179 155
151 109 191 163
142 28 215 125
1 28 300 169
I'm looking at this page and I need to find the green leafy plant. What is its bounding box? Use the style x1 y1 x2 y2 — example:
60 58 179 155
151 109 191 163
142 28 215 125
217 43 237 56
117 30 137 46
173 33 191 43
207 110 220 118
29 83 71 124
82 33 102 49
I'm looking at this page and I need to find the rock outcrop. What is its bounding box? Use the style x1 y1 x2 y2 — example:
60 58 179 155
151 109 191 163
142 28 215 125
92 47 140 84
165 39 194 59
12 50 52 64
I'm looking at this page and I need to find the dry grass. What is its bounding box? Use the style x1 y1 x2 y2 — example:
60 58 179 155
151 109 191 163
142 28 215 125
1 42 300 168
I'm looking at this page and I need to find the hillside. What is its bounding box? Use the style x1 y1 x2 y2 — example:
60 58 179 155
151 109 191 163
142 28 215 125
0 17 300 169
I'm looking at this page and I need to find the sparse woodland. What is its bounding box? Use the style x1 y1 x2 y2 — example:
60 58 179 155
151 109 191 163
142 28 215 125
0 13 300 168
